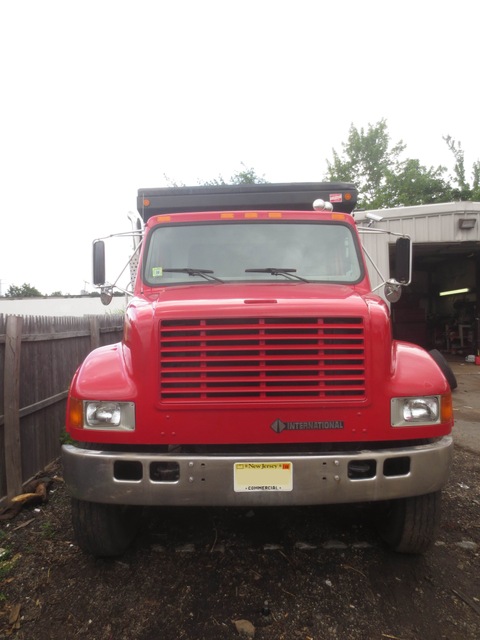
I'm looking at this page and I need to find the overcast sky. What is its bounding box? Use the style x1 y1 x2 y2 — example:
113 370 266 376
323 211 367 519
1 0 479 296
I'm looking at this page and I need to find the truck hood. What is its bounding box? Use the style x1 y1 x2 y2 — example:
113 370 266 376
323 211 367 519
143 283 370 319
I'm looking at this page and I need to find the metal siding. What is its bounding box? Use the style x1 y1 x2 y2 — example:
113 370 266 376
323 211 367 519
358 231 390 298
357 203 480 244
440 214 453 240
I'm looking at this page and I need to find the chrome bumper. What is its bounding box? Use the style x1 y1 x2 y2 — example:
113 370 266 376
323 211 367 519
62 436 453 507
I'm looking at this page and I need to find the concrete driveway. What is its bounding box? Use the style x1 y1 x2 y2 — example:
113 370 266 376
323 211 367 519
450 357 480 453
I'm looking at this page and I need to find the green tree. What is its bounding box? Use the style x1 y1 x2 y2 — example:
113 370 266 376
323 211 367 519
162 173 185 187
443 136 480 201
5 283 43 297
381 158 452 208
325 120 457 208
202 163 268 186
325 120 407 207
6 283 43 297
473 164 480 201
163 164 267 188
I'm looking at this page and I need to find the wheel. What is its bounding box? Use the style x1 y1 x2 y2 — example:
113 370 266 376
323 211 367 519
429 349 458 390
375 491 441 554
71 498 142 557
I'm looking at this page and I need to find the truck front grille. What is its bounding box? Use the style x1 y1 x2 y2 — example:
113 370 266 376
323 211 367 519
159 317 366 402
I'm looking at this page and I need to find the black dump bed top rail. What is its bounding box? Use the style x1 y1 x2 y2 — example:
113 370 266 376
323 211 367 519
137 182 357 222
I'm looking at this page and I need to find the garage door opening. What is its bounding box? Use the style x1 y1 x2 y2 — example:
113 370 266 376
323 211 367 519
390 242 480 356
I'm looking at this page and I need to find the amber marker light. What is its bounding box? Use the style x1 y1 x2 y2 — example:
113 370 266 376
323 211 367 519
345 193 352 200
441 393 453 423
143 199 150 207
69 396 84 429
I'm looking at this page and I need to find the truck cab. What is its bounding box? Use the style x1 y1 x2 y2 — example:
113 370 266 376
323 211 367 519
62 182 453 556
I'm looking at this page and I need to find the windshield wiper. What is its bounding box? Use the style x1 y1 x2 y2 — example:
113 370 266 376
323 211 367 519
163 268 224 283
245 268 309 283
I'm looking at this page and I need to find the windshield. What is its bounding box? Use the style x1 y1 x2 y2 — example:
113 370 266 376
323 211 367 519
143 221 363 285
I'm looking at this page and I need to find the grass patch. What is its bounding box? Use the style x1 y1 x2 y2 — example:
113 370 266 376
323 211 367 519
0 550 21 580
40 520 56 539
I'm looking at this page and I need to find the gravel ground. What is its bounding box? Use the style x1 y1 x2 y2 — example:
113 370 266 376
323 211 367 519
0 442 479 640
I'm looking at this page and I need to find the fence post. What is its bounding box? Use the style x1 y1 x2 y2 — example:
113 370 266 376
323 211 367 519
4 315 23 498
89 316 100 351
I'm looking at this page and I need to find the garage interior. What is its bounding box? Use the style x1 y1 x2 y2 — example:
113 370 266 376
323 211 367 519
390 242 480 356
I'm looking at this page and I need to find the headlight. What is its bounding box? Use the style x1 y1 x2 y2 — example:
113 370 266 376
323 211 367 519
84 401 135 431
391 396 440 427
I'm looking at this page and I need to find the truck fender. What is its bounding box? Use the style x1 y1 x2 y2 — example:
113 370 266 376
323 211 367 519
428 349 458 391
73 343 137 399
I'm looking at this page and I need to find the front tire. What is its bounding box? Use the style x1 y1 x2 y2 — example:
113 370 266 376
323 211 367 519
376 491 441 554
71 498 141 557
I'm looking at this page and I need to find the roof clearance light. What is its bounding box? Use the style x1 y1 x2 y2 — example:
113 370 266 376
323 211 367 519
439 287 470 297
313 199 334 212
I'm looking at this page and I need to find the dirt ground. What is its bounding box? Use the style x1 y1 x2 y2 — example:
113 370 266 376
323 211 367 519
1 364 479 640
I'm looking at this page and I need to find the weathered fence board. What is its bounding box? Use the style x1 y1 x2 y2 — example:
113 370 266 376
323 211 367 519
3 316 23 497
0 313 124 501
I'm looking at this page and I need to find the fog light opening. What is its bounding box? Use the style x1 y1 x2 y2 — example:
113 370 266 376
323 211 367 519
114 460 143 481
150 461 180 482
348 460 376 479
384 456 410 477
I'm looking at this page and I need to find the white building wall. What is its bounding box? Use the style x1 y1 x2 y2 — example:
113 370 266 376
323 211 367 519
0 296 127 317
356 202 480 243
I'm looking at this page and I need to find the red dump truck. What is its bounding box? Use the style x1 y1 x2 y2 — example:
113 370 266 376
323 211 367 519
62 182 453 556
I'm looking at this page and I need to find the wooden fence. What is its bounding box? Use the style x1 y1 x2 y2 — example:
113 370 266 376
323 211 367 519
0 314 124 501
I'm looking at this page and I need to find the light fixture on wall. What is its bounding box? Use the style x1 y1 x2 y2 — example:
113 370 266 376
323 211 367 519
458 218 477 230
439 287 470 297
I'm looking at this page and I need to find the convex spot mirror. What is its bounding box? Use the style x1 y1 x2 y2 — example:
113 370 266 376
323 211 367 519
100 286 113 306
384 279 402 303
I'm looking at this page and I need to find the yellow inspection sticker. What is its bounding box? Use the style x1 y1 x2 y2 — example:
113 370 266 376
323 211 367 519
234 462 293 492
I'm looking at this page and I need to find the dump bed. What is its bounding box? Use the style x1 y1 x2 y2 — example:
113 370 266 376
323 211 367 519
137 182 358 221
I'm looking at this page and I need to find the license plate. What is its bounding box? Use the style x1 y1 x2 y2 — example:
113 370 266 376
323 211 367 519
234 461 293 492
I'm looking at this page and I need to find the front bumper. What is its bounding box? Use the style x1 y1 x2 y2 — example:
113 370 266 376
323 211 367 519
62 436 453 507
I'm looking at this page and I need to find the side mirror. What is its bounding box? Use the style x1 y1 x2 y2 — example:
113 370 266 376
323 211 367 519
395 237 411 285
93 241 106 286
